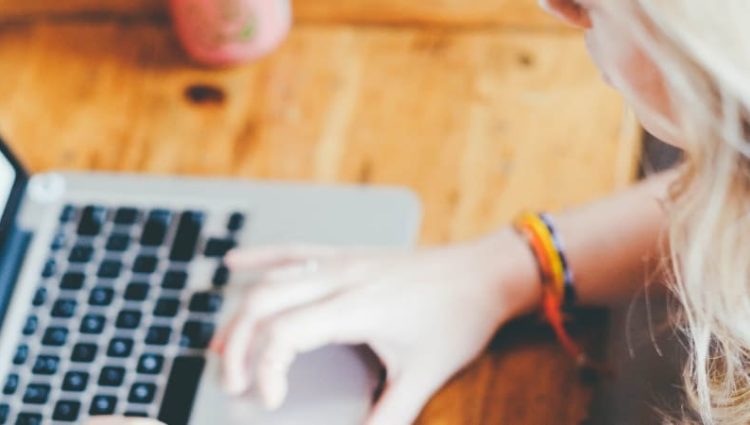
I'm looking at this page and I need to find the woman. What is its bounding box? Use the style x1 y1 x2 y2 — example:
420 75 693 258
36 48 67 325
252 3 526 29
96 0 749 424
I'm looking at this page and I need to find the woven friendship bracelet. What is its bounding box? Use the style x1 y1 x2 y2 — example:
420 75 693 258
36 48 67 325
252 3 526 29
513 212 586 365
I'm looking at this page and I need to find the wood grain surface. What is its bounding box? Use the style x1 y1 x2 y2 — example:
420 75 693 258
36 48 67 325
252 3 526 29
0 1 640 423
0 0 565 29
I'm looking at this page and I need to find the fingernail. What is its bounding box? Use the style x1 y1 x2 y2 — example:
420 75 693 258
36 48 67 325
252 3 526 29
209 338 222 353
264 383 287 411
224 376 245 396
223 250 238 265
207 346 220 359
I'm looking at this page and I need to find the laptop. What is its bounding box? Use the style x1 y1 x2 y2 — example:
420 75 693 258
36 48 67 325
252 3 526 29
0 137 421 425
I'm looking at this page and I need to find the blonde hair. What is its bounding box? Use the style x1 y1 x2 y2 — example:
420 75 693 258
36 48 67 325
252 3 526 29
596 1 750 423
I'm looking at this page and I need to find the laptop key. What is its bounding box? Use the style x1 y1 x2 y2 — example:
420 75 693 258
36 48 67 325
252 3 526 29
154 298 180 317
124 282 150 301
212 265 229 287
89 287 114 306
133 255 158 274
41 258 56 278
204 238 236 258
80 314 106 334
13 344 28 365
32 355 59 375
2 374 18 395
158 356 206 425
61 371 89 392
32 287 47 306
22 384 51 404
98 366 125 387
124 411 149 417
0 403 7 424
106 233 131 252
52 400 81 422
137 354 164 375
188 292 222 313
98 259 123 279
77 205 107 236
90 395 117 415
60 204 77 223
116 310 142 329
60 271 86 290
227 212 245 232
22 315 38 336
170 211 204 262
15 413 42 425
50 231 66 251
114 207 139 225
107 338 134 358
141 209 171 247
162 270 188 290
51 299 77 318
181 320 215 349
71 343 98 363
145 326 172 346
128 383 156 404
42 327 68 346
68 245 94 263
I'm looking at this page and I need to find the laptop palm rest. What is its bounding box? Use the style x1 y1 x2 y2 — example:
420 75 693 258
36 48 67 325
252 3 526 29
190 345 377 424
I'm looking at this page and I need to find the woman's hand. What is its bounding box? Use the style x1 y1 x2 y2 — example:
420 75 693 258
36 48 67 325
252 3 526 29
212 228 541 425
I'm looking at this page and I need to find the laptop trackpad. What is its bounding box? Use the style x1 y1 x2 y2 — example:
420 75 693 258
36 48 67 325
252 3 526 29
190 346 377 425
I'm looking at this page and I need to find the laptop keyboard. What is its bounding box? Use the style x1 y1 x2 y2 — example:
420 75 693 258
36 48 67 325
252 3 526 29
1 204 245 424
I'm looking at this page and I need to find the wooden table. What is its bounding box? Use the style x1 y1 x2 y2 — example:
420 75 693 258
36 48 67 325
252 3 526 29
0 1 640 423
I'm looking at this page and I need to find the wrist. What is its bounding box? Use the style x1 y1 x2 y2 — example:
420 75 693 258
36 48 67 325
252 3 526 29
474 227 543 320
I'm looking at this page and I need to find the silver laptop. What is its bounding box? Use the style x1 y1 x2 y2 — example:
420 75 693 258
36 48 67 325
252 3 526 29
0 138 421 425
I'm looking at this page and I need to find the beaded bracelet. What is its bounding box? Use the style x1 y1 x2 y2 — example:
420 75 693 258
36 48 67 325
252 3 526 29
513 212 587 366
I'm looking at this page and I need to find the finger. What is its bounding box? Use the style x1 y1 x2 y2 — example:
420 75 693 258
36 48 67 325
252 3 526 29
364 373 443 425
212 268 336 355
253 298 370 409
210 314 240 355
221 307 257 394
224 244 337 270
219 270 352 392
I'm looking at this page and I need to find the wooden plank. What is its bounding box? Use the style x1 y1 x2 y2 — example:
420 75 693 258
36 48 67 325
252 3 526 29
0 0 162 20
0 20 639 424
0 22 638 244
294 0 562 28
0 0 566 29
419 313 608 424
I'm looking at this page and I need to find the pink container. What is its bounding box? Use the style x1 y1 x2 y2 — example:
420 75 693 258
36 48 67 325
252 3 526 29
169 0 292 66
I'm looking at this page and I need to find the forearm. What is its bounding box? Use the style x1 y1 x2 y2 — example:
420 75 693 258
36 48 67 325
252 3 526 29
552 170 676 305
481 170 677 315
